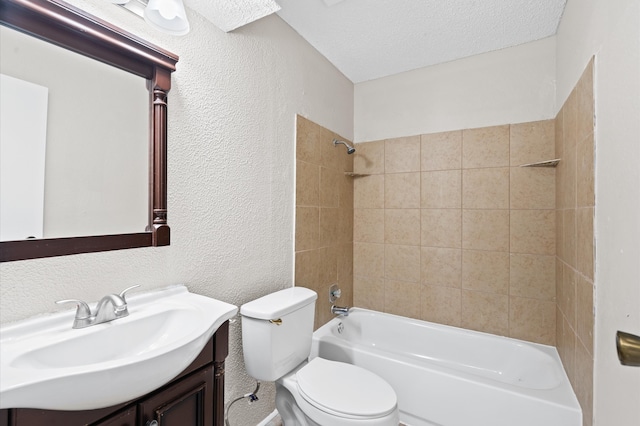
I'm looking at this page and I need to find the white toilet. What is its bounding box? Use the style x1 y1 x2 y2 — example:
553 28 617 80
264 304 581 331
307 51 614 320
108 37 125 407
240 287 399 426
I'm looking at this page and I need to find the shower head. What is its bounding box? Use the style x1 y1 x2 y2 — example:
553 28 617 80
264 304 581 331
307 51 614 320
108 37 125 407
333 139 356 154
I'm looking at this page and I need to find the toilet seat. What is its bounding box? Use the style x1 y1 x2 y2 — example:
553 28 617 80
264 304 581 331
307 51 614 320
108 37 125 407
296 358 397 419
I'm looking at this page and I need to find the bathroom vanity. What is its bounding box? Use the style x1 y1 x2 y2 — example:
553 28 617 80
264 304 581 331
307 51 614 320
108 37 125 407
0 321 229 426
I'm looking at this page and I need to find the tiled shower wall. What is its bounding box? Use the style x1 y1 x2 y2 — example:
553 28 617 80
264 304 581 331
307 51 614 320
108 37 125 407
294 116 354 330
352 121 557 345
555 59 595 426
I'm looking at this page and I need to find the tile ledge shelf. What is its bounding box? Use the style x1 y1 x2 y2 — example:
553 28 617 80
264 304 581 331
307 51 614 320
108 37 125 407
519 159 561 168
345 172 371 177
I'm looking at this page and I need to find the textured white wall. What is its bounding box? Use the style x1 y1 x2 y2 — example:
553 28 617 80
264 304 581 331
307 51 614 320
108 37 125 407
353 36 557 142
0 1 353 423
557 0 640 424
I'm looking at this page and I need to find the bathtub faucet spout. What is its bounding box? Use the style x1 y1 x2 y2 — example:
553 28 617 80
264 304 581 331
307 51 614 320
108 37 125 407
331 305 350 316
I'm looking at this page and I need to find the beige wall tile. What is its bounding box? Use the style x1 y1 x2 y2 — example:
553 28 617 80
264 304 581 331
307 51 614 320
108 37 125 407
510 167 556 210
295 249 320 289
354 140 385 174
421 170 462 208
577 208 594 279
296 161 319 207
385 136 421 173
354 208 384 243
354 175 384 208
510 254 555 300
336 243 353 301
556 209 564 259
559 263 577 329
576 275 594 355
338 172 354 209
421 247 462 287
556 258 563 307
295 117 355 329
574 341 594 426
353 275 385 311
421 130 462 171
421 209 462 248
577 60 595 145
461 290 509 336
510 210 555 255
354 242 385 279
318 246 337 287
462 209 510 251
295 207 319 251
577 133 595 208
509 297 556 345
510 120 555 166
320 167 340 208
319 208 339 248
296 115 321 164
462 125 510 168
337 208 354 244
385 244 421 283
555 107 564 161
562 90 578 209
557 313 577 384
385 172 420 208
385 280 422 318
462 250 510 294
463 168 510 209
563 209 577 267
335 133 355 173
320 129 344 170
422 285 461 327
385 209 421 245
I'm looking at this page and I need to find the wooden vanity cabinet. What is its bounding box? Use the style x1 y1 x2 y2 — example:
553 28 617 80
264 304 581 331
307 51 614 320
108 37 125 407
0 321 229 426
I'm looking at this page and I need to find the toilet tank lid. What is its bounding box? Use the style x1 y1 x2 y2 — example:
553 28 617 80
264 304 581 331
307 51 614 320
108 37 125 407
240 287 317 320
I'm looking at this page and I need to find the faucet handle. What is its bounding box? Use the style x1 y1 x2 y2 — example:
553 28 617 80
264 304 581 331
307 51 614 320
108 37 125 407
119 284 140 302
56 299 92 319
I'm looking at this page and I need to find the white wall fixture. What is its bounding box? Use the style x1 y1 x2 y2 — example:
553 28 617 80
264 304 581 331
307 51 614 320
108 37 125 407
144 0 190 35
116 0 190 35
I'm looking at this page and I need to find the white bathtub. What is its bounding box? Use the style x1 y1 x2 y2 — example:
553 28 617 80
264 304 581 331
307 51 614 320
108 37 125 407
310 308 581 426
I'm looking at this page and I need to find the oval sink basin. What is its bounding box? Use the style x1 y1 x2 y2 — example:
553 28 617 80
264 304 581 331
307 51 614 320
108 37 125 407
0 285 237 411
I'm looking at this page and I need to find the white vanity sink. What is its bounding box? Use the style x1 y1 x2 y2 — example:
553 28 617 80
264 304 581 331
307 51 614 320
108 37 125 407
0 285 237 410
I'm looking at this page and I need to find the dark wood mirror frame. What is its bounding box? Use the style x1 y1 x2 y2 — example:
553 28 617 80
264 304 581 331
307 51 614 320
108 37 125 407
0 0 178 262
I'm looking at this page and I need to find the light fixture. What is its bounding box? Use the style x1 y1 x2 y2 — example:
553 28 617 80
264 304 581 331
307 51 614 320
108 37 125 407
115 0 190 36
144 0 190 36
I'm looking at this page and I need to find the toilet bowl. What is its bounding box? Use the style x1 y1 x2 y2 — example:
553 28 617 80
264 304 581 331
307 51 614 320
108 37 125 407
240 287 399 426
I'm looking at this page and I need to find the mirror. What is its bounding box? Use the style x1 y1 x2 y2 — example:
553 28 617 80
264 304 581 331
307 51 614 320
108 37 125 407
0 0 178 262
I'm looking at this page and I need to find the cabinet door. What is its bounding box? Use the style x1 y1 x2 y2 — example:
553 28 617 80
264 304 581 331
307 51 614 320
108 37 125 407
138 366 213 426
92 407 136 426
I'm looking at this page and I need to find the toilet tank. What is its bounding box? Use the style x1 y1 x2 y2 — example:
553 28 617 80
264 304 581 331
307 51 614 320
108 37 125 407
240 287 317 381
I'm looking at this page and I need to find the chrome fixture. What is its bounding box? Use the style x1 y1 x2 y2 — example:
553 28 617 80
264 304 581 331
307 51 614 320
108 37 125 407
114 0 190 36
56 285 140 329
331 305 351 316
329 284 341 303
329 284 350 316
333 138 356 154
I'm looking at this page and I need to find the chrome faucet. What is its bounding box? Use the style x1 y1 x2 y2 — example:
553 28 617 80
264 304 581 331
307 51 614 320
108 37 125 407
56 285 140 329
329 284 350 316
331 305 350 316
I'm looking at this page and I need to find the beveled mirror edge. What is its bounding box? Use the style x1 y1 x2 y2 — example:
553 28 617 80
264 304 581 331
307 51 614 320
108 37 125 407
0 0 178 262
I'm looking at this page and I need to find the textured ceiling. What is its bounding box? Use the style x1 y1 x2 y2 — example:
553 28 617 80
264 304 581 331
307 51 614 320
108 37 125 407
275 0 567 83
